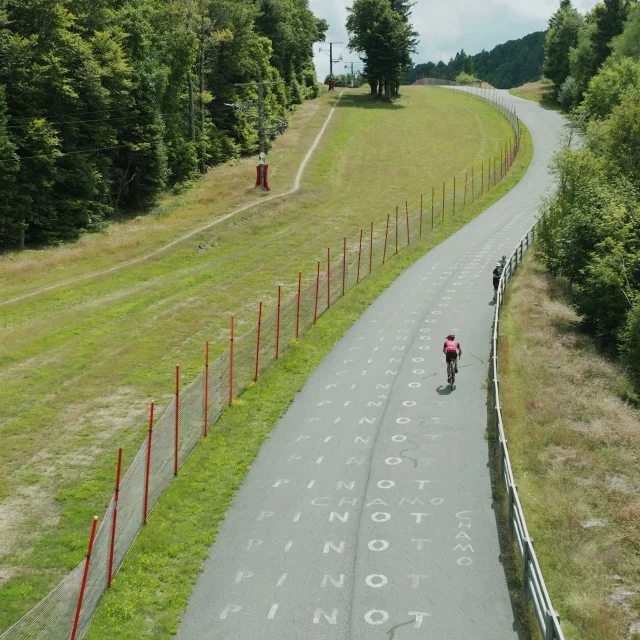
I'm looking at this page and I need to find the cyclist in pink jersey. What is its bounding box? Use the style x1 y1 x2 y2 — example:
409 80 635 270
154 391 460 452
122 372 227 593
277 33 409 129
443 334 462 383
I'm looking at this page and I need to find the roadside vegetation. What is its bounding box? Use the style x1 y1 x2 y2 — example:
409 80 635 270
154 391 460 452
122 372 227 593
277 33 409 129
0 86 520 633
499 257 640 640
509 80 559 110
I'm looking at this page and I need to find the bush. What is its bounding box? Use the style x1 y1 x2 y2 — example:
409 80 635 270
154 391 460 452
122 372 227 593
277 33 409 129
455 72 479 85
558 75 580 110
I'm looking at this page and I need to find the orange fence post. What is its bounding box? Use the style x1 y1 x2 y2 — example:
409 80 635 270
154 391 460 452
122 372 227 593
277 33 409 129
472 166 475 202
313 262 320 324
327 248 331 309
369 221 373 274
453 177 456 215
70 516 99 640
143 402 154 523
405 201 410 245
395 206 399 255
275 285 281 360
174 365 179 476
254 301 262 381
464 172 468 208
204 341 209 437
295 274 301 339
107 448 122 589
342 237 346 296
419 194 423 237
383 214 390 264
229 317 234 404
357 229 363 284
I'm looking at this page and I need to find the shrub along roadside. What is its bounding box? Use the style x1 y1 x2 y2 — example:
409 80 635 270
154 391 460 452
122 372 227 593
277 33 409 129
83 124 533 639
498 256 640 640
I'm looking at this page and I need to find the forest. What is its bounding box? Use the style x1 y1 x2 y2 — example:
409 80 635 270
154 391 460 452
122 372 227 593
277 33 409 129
0 0 327 249
537 0 640 390
403 31 546 89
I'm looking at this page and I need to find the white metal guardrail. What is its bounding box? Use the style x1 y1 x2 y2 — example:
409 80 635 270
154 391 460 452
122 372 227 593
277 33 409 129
492 220 565 640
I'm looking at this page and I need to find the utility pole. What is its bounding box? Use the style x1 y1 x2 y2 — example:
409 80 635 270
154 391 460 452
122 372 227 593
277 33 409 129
319 42 343 89
344 61 363 88
234 79 285 191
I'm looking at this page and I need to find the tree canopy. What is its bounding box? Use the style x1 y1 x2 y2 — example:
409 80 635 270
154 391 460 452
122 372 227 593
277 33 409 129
404 32 546 89
0 0 327 249
346 0 418 100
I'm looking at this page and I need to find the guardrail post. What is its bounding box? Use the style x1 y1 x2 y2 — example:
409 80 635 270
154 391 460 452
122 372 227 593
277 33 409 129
545 610 561 640
507 481 516 537
522 538 533 602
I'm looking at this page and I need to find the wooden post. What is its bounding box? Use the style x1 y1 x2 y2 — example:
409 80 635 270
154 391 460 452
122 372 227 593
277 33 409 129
419 194 423 238
405 201 410 246
431 187 435 229
472 166 475 202
481 161 484 196
395 206 398 255
442 181 445 222
453 177 456 215
464 172 468 208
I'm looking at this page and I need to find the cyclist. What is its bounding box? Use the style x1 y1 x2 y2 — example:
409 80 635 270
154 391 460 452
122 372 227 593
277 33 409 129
443 334 462 383
492 261 504 300
500 254 507 267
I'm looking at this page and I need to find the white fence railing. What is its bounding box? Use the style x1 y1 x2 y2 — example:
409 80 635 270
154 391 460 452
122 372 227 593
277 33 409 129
492 220 565 640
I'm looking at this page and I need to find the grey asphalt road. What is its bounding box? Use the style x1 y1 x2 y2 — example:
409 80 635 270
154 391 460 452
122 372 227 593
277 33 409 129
175 90 566 640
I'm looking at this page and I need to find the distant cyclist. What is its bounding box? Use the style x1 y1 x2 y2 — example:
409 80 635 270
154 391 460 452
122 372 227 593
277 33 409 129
493 262 504 300
443 334 462 384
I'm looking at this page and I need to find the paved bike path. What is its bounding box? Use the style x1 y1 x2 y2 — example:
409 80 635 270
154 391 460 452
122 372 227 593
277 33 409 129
176 91 565 640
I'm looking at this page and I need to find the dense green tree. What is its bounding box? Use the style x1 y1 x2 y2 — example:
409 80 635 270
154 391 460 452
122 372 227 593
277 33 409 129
346 0 417 100
543 0 583 93
404 32 546 89
591 0 631 72
0 0 325 249
612 3 640 60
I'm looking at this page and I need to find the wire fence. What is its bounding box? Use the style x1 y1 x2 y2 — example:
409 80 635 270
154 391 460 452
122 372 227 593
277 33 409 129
492 221 566 640
0 83 522 640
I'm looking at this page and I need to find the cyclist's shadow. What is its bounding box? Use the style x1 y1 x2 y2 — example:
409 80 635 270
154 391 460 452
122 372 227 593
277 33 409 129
436 384 455 396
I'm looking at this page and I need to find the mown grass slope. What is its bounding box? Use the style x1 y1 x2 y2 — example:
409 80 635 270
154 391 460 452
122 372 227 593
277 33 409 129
0 85 518 632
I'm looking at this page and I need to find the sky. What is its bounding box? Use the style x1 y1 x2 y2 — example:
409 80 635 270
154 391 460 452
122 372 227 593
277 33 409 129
309 0 600 81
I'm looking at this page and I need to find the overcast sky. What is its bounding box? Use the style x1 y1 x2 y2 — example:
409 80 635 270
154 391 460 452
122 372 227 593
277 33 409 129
310 0 600 80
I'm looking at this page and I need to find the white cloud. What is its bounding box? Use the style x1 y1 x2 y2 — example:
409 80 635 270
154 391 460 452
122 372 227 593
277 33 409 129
309 0 600 81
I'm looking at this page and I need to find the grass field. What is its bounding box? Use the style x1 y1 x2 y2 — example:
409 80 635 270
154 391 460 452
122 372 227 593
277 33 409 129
509 81 560 111
0 85 519 632
499 257 640 640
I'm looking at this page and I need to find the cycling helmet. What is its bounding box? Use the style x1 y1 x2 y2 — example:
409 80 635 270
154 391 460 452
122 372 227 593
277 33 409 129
447 334 455 340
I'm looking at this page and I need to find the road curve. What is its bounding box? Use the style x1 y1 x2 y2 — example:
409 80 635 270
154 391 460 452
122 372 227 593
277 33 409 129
175 90 566 640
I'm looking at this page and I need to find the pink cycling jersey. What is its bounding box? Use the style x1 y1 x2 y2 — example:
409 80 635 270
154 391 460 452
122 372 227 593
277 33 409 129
444 340 459 353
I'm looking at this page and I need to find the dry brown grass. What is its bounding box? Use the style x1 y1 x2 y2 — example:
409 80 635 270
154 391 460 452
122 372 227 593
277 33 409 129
499 257 640 640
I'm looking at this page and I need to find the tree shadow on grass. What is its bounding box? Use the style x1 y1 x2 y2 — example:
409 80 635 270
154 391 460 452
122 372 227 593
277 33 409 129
333 93 406 111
